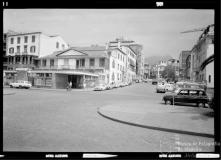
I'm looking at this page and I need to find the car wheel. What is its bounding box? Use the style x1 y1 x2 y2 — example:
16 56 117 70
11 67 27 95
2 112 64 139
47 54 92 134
198 102 205 108
10 85 13 88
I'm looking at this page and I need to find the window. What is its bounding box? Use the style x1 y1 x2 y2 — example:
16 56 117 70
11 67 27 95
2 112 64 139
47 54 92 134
42 59 47 66
90 58 95 67
189 90 198 96
24 36 28 43
50 59 54 67
11 38 14 44
118 64 119 70
24 45 28 53
30 46 36 53
32 35 35 42
117 73 119 80
209 75 211 83
17 46 20 53
17 37 21 44
112 73 115 81
62 44 65 50
112 60 115 68
78 59 85 67
178 90 188 95
99 58 105 67
9 47 14 54
56 42 59 49
76 60 79 68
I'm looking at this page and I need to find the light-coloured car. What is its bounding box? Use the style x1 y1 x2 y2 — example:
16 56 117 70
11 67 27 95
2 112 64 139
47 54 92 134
10 80 32 89
156 82 166 93
94 84 107 91
164 83 175 92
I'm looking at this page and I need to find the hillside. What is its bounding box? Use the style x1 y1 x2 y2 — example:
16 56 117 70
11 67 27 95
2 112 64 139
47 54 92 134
144 55 173 65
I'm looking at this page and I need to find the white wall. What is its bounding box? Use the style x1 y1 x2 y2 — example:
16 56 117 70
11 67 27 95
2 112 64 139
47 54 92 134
206 44 214 58
6 33 41 57
39 34 69 58
206 61 214 88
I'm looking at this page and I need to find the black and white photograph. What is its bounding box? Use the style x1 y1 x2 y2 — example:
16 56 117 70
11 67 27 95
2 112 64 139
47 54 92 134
2 1 220 158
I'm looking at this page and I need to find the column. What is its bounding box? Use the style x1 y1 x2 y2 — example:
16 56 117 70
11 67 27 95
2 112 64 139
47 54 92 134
27 55 30 65
13 56 16 64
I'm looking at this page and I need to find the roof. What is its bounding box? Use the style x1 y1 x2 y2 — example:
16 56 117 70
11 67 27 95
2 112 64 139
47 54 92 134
40 46 108 59
7 32 42 37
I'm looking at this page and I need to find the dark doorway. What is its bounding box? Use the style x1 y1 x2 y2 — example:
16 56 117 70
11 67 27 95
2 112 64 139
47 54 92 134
68 75 78 88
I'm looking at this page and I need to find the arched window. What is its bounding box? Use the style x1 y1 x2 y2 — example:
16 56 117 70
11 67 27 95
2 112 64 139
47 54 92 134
112 73 115 81
112 60 115 68
9 47 14 54
56 42 59 49
30 46 36 53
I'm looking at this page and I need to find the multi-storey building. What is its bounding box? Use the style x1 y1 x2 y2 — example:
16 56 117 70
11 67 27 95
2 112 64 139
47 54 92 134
31 45 130 89
190 24 214 89
179 50 191 80
4 31 69 84
107 38 143 80
167 58 180 77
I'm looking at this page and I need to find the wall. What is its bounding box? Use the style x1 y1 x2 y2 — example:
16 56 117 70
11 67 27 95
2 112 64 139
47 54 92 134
39 34 68 58
6 33 41 57
206 61 214 88
55 74 68 89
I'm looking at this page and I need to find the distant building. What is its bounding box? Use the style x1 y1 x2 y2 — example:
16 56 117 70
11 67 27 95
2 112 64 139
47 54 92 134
167 58 179 77
107 38 144 80
179 50 191 80
185 55 191 80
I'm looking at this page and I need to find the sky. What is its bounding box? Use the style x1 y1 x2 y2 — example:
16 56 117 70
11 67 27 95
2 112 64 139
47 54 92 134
3 9 214 59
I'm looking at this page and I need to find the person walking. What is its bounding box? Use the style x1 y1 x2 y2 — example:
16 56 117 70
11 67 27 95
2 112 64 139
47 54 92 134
66 82 70 91
69 81 72 91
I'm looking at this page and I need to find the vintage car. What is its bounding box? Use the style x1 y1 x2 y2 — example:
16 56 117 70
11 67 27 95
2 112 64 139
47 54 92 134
156 82 166 93
9 80 32 89
163 88 209 107
94 84 107 91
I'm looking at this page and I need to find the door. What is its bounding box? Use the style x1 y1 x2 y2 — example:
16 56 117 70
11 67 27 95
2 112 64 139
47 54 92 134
175 89 189 103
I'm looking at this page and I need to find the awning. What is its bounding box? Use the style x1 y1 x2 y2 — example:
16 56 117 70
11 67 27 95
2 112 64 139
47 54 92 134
30 70 99 77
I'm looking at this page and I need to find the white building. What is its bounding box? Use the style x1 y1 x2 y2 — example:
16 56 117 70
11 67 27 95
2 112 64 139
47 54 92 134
6 32 69 70
4 31 69 84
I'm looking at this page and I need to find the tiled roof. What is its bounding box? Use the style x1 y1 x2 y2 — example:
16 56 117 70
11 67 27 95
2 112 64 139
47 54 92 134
40 46 108 59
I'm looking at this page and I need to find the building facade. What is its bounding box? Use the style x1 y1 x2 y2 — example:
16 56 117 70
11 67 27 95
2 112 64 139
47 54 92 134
179 50 191 80
107 38 142 81
4 31 69 85
190 24 214 89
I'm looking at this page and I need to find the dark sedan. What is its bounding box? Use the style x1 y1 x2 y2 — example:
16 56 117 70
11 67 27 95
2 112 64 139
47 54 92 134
163 88 209 107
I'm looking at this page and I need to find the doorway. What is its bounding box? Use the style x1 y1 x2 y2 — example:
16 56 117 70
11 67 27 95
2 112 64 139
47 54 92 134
68 75 78 88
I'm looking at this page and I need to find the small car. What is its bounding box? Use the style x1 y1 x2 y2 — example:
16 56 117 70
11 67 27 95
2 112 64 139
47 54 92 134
10 80 32 89
164 83 174 92
163 88 209 107
152 79 158 85
94 84 107 91
156 82 166 93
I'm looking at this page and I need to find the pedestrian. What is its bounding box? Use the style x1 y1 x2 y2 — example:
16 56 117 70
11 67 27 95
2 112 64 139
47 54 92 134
69 81 72 91
66 82 70 91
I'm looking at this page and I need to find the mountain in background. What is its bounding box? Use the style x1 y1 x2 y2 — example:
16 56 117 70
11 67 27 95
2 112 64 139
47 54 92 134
144 55 173 65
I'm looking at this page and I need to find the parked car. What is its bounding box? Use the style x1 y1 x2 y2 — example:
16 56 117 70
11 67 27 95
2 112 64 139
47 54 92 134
164 83 175 92
152 79 158 85
9 80 32 89
156 82 166 93
94 84 107 91
162 88 209 107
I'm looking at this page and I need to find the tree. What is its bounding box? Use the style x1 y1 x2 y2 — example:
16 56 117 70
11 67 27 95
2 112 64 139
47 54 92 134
161 65 176 81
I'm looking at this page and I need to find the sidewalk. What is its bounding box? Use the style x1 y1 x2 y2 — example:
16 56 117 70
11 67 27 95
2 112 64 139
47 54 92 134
3 85 94 92
98 104 214 138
